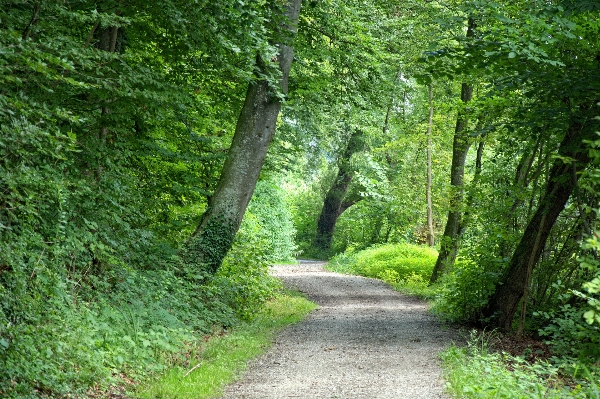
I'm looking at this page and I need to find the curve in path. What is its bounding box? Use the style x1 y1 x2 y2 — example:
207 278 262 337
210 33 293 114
221 262 458 399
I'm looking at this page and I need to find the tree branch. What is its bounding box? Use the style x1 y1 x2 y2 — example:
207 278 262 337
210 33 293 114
22 3 41 40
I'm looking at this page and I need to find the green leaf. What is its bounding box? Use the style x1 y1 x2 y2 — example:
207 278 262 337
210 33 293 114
583 310 596 324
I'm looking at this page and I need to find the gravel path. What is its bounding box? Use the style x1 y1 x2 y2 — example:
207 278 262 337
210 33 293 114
221 261 459 399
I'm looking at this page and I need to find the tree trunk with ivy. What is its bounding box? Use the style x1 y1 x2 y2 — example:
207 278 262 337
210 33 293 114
483 115 597 332
314 130 364 252
183 0 303 275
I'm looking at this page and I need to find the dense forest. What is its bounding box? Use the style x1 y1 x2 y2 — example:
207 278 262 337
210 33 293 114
1 0 600 397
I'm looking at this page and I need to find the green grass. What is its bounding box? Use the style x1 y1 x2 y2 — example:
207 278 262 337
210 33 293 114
441 332 600 399
327 243 438 299
135 291 316 399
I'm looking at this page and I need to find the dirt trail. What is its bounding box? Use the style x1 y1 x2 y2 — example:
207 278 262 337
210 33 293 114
221 261 459 399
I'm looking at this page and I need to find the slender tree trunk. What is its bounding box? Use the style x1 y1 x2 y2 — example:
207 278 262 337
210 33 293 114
429 18 476 284
314 130 364 252
429 81 474 282
383 99 393 135
369 213 385 245
383 70 403 135
21 3 41 40
183 0 302 274
94 19 124 170
497 137 542 258
483 118 595 332
426 83 435 247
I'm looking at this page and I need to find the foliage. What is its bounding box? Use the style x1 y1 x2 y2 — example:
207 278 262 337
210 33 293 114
137 291 317 399
328 243 438 298
0 232 284 398
286 179 325 258
2 0 600 396
245 180 297 263
432 257 502 323
533 136 600 363
214 210 281 321
441 331 600 399
0 2 300 397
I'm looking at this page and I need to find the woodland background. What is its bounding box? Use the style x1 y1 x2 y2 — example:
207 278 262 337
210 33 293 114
1 0 600 397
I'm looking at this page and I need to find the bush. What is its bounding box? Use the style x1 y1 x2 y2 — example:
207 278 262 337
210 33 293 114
431 257 503 323
339 243 437 280
328 243 438 298
214 211 282 321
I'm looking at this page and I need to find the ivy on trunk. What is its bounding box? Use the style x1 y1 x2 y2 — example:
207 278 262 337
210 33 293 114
183 0 303 275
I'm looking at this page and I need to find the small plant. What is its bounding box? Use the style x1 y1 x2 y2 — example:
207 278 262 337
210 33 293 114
441 330 600 399
136 291 317 399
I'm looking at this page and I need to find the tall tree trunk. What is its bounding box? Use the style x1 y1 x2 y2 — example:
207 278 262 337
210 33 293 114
429 83 474 283
183 0 302 274
426 83 435 247
483 118 596 332
314 130 364 252
429 18 476 284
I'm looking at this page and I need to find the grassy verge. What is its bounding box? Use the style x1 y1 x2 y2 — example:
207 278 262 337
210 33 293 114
327 243 438 299
135 290 317 399
441 332 600 399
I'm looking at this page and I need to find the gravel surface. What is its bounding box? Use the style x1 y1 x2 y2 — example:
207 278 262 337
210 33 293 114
221 261 460 399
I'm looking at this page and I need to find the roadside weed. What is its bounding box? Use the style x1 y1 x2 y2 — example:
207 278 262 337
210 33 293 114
441 331 600 399
136 291 316 399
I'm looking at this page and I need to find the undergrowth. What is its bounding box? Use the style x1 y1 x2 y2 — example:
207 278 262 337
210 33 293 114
0 207 287 398
136 290 316 399
327 243 438 299
442 331 600 399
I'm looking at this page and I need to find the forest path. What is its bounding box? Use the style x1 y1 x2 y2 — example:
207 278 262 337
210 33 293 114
220 261 459 399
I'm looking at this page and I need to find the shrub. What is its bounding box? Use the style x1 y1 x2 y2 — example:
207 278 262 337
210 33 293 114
328 243 438 298
535 235 600 363
349 243 437 280
431 257 502 323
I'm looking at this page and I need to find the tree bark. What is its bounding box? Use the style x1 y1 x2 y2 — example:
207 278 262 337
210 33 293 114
429 81 474 283
426 83 435 247
183 0 303 275
429 18 476 284
314 130 364 252
483 118 596 332
94 18 124 167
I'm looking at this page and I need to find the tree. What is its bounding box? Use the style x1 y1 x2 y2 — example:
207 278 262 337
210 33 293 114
428 16 477 284
484 111 599 331
183 0 303 274
425 83 435 247
314 129 365 252
423 0 600 334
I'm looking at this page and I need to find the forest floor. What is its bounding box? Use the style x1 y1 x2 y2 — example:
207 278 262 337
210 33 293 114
220 261 461 399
